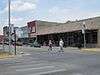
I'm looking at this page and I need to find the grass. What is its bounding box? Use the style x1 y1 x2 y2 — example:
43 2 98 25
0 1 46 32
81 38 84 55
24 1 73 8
0 51 13 59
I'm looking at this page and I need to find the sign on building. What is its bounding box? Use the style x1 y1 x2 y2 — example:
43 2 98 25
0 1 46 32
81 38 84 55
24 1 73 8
28 21 36 33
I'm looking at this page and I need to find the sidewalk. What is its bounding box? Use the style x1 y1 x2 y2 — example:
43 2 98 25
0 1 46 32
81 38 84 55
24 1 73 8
81 48 100 52
32 46 100 53
32 46 80 52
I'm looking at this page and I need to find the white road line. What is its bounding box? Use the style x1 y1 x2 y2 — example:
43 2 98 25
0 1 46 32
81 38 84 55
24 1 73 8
10 63 50 69
16 66 55 72
23 53 31 55
72 73 83 75
29 69 66 75
16 60 48 64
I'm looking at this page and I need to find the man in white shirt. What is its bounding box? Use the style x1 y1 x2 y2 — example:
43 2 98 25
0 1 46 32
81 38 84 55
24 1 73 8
59 39 64 52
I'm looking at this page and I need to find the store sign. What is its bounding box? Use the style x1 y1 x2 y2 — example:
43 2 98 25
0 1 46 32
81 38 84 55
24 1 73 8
28 21 36 33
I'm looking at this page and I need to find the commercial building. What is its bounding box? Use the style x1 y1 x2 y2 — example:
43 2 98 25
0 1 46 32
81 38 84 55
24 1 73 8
27 20 62 44
18 26 29 44
3 26 9 42
28 17 100 48
3 24 14 42
3 26 29 44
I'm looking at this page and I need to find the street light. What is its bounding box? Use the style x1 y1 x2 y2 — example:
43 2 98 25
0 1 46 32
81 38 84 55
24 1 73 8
8 0 11 52
82 22 86 48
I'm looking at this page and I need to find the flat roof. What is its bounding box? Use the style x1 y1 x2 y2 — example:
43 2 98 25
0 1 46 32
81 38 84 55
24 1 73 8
36 17 100 35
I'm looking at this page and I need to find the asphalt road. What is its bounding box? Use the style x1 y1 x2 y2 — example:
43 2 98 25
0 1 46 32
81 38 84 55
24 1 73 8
0 46 100 75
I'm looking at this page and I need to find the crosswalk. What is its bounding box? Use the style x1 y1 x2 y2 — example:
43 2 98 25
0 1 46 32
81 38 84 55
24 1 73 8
0 50 83 75
1 56 67 75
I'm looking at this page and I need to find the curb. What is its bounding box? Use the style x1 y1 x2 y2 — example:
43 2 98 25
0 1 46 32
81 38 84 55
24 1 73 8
81 48 100 52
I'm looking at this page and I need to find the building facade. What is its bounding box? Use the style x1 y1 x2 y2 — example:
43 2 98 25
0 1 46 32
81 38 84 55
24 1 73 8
18 26 29 44
28 17 100 48
3 25 29 44
3 26 9 42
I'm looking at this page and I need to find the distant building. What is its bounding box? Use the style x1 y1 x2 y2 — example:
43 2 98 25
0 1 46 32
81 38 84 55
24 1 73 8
27 17 100 48
20 26 28 38
18 26 29 44
3 26 9 42
0 35 4 44
3 25 29 44
15 27 22 38
3 24 14 42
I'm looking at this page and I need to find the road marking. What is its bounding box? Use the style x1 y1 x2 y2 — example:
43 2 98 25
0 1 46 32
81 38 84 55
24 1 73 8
23 53 31 55
29 69 66 75
16 66 55 72
72 73 83 75
10 63 50 69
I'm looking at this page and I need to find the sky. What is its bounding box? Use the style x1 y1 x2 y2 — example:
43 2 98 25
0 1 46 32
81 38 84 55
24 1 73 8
0 0 100 34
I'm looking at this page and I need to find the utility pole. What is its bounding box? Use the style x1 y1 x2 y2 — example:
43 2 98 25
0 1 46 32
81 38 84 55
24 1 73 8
14 29 16 55
8 0 11 52
82 22 86 48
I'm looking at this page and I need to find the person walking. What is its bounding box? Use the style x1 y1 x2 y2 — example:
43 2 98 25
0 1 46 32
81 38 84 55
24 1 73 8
48 40 52 51
59 39 64 52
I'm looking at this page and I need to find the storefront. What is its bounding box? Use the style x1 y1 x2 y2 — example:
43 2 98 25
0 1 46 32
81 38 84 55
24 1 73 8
28 17 100 48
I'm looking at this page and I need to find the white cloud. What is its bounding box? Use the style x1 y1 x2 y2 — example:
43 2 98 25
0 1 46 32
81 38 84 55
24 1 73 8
11 1 36 12
11 17 23 24
48 6 100 22
1 17 24 27
0 0 38 14
14 2 36 12
0 0 39 34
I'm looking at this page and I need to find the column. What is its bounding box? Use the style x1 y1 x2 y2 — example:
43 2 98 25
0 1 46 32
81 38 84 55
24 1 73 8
97 29 100 47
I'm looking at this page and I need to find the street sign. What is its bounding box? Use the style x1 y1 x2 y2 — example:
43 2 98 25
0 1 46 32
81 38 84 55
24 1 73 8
82 21 87 34
82 29 85 34
11 33 18 41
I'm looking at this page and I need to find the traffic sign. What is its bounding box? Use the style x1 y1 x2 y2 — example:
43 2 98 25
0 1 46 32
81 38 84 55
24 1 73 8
11 33 18 41
82 29 85 34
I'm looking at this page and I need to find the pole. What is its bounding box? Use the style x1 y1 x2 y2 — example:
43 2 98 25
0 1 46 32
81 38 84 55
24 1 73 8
83 32 86 48
14 29 16 55
8 0 11 52
82 22 86 48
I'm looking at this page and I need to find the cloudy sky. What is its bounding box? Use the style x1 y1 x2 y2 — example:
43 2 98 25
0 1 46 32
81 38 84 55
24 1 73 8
0 0 100 34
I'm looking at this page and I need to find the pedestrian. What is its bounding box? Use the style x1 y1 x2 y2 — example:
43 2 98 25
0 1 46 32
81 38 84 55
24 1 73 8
48 40 52 51
59 39 64 52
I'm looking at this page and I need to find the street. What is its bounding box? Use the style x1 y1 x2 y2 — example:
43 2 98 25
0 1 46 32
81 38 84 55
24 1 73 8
0 46 100 75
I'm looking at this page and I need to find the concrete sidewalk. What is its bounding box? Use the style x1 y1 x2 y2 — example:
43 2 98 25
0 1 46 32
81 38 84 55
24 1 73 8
81 48 100 52
31 47 100 53
28 46 80 52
